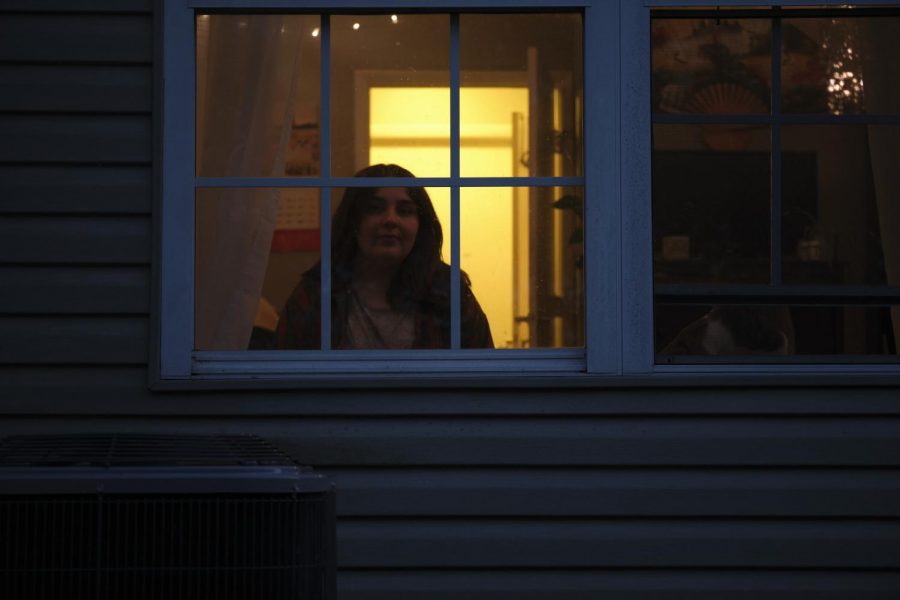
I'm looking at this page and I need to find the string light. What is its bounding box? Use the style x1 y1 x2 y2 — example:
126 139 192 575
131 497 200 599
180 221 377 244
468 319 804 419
822 19 865 114
353 22 360 30
311 27 319 37
391 15 398 24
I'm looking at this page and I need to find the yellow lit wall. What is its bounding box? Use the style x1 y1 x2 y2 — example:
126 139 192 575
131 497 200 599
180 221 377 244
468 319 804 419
370 87 529 347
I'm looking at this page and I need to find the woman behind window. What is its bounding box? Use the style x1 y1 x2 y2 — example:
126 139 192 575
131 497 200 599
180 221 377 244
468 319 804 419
276 164 493 349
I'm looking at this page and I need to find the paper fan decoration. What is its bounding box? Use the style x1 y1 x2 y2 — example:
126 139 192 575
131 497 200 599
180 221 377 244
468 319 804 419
685 82 767 115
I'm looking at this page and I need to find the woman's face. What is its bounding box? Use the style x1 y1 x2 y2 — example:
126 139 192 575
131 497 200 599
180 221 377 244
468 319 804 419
355 187 420 267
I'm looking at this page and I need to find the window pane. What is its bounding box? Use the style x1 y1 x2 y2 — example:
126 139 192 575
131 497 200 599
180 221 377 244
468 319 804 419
652 18 771 114
196 15 321 177
331 14 449 177
461 187 584 348
329 185 462 350
782 125 900 286
368 87 452 179
782 17 900 114
656 304 899 358
651 10 900 365
460 13 583 177
653 124 771 284
196 188 322 351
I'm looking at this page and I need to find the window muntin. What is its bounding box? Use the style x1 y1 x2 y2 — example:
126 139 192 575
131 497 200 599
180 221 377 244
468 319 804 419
192 11 585 355
651 8 900 362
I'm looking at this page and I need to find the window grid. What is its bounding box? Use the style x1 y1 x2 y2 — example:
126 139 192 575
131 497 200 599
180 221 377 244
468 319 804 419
650 6 900 363
320 13 332 350
190 8 586 365
651 8 900 302
450 12 462 350
770 15 783 285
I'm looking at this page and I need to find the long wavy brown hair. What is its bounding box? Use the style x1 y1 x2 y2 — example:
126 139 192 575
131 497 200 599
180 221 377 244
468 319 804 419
328 164 446 310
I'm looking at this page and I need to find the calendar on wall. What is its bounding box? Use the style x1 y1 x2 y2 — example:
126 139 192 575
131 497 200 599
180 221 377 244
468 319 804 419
272 110 320 253
271 187 320 252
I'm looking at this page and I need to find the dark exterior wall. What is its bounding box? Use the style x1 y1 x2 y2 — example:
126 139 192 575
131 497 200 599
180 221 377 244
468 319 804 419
2 2 900 598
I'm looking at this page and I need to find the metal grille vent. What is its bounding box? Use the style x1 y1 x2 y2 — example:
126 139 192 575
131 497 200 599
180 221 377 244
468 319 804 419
0 434 335 600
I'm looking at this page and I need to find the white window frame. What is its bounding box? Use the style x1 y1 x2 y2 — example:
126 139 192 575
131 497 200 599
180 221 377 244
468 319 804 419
157 0 900 383
159 0 617 381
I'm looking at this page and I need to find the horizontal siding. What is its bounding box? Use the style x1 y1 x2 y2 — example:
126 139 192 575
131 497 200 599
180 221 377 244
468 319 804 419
330 468 900 517
0 316 147 364
0 115 151 163
0 14 151 64
3 416 900 467
0 266 149 313
0 65 152 113
7 367 900 415
1 1 151 12
337 519 900 568
0 216 150 264
339 570 900 599
0 166 151 214
272 417 900 467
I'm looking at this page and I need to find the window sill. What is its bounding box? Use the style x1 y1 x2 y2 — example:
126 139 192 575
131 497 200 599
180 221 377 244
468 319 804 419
150 364 900 391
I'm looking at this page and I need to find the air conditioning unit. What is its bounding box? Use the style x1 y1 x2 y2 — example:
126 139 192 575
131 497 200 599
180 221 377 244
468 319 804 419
0 433 335 600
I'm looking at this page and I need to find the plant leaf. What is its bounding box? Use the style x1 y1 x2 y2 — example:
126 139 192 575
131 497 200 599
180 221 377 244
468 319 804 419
552 194 583 219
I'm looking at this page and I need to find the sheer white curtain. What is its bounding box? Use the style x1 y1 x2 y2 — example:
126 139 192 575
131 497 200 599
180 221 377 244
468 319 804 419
863 20 900 351
195 15 305 350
